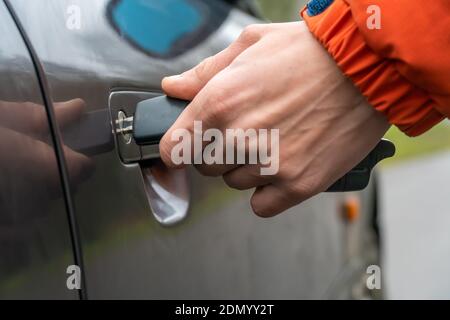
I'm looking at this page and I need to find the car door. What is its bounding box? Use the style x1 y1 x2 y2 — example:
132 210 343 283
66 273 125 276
0 0 79 300
9 0 350 299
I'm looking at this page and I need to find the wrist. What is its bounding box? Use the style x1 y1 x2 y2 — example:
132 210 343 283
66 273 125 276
301 0 444 136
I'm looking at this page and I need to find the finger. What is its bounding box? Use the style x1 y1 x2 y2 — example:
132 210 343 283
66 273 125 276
159 97 242 172
161 89 260 172
160 25 267 169
0 126 94 198
193 130 244 177
0 101 47 137
162 24 264 100
223 165 271 190
63 145 95 186
54 99 85 128
159 102 196 169
159 83 226 169
0 99 85 139
0 127 59 188
0 127 79 194
195 124 268 177
250 184 304 218
162 51 238 101
196 163 238 177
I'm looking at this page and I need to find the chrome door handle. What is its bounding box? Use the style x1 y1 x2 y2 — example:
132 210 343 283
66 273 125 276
141 162 190 227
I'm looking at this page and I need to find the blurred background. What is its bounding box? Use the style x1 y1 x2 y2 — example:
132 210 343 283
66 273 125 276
256 0 450 299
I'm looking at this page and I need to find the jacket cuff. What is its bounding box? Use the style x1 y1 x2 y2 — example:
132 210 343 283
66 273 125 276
301 0 444 136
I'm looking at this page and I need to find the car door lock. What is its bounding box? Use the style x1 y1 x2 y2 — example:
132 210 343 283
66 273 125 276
116 110 134 144
109 91 163 163
115 95 186 146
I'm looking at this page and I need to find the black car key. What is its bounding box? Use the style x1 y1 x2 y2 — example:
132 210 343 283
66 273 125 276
117 96 395 192
326 139 395 192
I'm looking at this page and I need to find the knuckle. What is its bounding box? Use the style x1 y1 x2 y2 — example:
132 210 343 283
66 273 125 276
276 166 295 182
239 24 263 44
276 166 323 201
223 175 244 190
202 88 232 124
195 164 221 177
71 98 86 109
286 180 320 201
194 56 217 82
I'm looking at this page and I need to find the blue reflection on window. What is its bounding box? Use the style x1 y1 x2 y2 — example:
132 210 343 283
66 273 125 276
111 0 202 56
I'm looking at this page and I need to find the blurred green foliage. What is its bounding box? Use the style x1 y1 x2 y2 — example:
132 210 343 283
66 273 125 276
256 0 306 22
384 121 450 165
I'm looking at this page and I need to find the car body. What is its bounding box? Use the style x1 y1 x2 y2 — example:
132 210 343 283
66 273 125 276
0 0 380 299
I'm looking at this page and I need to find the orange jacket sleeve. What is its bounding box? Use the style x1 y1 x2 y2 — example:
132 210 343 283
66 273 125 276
301 0 450 136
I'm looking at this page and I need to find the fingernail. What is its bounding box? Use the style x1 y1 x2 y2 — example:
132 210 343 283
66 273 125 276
165 74 184 82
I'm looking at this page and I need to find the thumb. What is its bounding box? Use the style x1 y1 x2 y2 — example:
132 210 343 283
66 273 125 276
162 53 234 101
54 99 85 128
162 25 263 100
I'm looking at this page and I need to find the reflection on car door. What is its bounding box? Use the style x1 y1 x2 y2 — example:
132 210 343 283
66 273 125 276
0 1 78 300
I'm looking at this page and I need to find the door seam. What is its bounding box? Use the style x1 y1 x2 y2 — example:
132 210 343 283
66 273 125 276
3 0 88 300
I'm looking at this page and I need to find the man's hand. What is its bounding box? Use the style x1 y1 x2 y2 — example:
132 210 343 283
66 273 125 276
160 22 390 217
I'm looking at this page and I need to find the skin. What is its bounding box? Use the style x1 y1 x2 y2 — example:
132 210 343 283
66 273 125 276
160 22 390 217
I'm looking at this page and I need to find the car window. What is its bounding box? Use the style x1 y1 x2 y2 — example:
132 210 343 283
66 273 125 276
107 0 233 58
